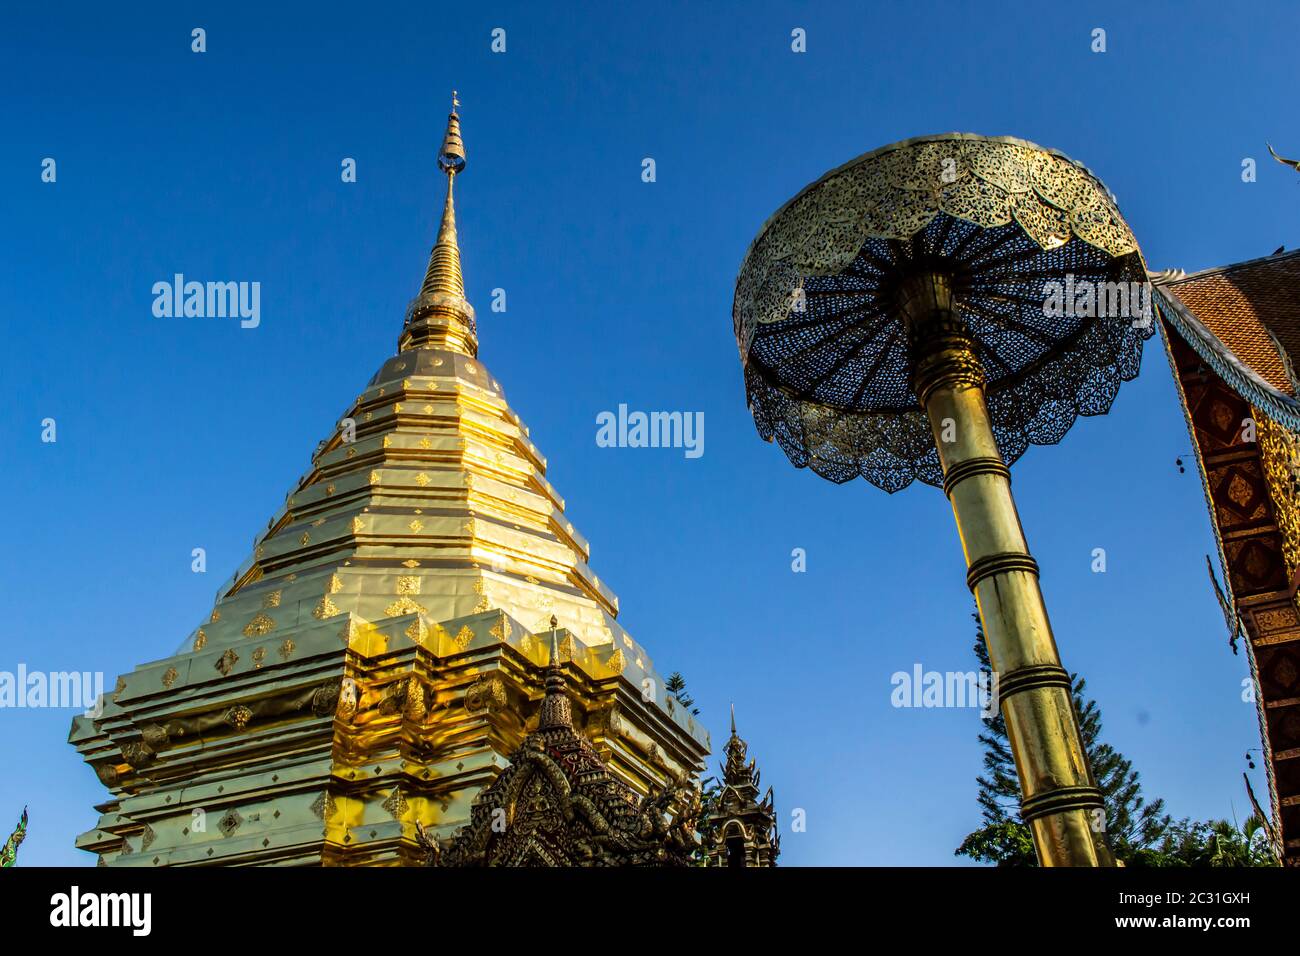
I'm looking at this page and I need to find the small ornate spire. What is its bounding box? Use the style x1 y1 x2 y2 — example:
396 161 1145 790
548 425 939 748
706 707 779 867
722 706 755 787
401 91 477 355
538 621 572 730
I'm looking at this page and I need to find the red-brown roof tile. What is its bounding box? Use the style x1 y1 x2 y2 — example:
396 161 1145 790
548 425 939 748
1164 251 1300 397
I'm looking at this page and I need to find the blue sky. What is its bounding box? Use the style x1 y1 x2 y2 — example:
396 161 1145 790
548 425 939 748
2 1 1296 866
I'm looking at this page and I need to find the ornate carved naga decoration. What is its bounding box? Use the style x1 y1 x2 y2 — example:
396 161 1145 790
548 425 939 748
1 807 27 868
417 636 703 867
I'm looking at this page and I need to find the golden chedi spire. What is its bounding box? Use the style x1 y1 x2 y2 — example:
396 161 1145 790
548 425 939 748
69 92 713 870
401 91 477 356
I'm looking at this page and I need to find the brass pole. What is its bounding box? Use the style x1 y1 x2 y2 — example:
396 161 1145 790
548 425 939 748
899 273 1110 867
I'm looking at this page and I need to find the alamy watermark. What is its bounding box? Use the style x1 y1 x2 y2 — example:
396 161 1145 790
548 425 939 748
0 665 105 715
1042 274 1153 327
50 887 151 936
152 274 261 328
595 404 704 459
890 663 999 719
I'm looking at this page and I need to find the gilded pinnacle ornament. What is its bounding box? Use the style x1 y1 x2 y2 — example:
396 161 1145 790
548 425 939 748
704 707 778 867
402 92 476 355
734 134 1152 866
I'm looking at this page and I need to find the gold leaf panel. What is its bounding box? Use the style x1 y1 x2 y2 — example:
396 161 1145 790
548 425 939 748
385 596 427 616
313 596 342 620
243 613 276 637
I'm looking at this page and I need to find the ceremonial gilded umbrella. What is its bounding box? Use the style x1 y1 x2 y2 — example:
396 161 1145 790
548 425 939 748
734 134 1151 866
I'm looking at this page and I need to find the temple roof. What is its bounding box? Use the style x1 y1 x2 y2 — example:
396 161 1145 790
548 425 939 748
1154 249 1300 430
703 706 779 866
429 632 701 866
1155 248 1300 864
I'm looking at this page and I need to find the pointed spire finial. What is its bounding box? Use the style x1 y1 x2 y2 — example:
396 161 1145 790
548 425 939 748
437 93 466 175
402 91 476 355
538 618 573 731
730 702 737 735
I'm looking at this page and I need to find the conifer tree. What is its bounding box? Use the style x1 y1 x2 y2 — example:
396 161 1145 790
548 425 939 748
957 614 1170 864
665 672 700 715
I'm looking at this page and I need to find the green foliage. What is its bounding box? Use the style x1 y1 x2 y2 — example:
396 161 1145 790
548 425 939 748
1125 816 1278 867
665 671 700 716
955 819 1037 866
959 614 1169 865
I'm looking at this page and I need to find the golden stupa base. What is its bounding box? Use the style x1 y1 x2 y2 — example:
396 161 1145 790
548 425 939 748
69 608 709 866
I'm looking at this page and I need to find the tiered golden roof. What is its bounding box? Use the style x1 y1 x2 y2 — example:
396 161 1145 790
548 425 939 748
69 99 709 867
207 101 637 666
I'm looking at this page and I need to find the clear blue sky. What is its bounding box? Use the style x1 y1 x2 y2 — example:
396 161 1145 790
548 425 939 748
2 1 1296 866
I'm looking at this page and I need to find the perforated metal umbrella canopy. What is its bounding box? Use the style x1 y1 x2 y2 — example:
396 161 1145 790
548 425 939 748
733 133 1151 492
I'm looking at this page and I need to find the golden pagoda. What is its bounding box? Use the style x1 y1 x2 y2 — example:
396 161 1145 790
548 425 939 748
68 98 711 866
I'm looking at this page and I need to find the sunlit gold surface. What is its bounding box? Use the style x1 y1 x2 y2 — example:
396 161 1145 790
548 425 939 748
68 99 710 866
402 105 477 355
735 134 1140 354
732 133 1150 493
902 272 1106 867
733 132 1141 864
